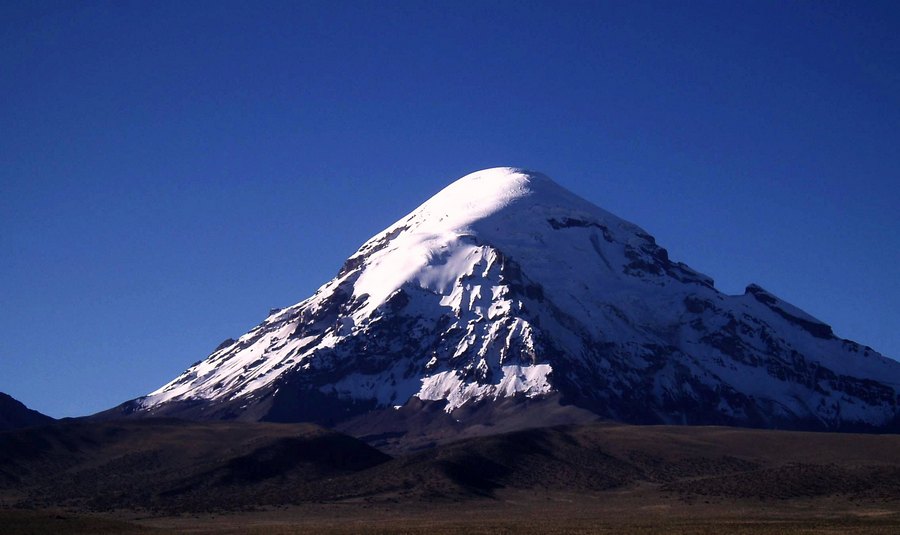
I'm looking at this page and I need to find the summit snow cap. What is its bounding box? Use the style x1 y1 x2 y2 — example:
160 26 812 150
347 166 653 319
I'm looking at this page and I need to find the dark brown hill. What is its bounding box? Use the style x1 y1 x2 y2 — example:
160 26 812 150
0 393 54 431
2 419 900 515
0 418 389 511
341 423 900 503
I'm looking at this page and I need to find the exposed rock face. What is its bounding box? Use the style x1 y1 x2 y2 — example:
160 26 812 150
117 168 900 433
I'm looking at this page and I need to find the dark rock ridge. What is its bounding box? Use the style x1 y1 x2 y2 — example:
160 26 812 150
0 392 55 431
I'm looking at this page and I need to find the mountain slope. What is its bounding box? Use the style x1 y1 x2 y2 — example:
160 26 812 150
0 393 54 431
115 168 900 433
0 419 389 510
4 420 900 511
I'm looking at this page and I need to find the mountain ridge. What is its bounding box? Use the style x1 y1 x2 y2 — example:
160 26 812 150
0 392 55 431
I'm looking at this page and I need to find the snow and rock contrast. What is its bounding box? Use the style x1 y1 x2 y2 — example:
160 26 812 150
120 168 900 432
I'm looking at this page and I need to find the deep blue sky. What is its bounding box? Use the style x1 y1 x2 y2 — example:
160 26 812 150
2 1 898 418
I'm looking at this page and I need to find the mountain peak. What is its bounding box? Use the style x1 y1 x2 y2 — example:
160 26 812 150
343 168 652 317
438 166 559 202
397 167 580 234
445 166 550 188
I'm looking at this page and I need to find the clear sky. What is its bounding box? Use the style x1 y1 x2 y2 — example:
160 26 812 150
2 1 898 418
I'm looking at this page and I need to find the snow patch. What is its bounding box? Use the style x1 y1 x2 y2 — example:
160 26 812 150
418 363 553 412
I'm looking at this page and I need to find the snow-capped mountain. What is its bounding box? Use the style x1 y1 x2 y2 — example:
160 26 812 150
120 168 900 432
